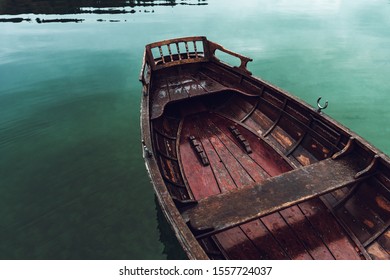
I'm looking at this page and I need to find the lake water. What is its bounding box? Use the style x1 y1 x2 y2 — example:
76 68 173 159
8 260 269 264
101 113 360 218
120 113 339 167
0 0 389 259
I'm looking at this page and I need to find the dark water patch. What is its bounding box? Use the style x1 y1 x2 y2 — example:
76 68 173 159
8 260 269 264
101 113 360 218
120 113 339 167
155 196 187 259
0 90 161 259
0 118 52 148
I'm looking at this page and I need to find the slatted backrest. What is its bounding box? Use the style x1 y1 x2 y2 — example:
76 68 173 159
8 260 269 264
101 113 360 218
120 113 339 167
145 36 210 70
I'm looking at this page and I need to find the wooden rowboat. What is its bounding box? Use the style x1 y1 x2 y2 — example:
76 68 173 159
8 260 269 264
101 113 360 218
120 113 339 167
139 36 390 260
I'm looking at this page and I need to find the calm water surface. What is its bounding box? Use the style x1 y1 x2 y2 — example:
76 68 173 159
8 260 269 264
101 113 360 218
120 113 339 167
0 0 389 259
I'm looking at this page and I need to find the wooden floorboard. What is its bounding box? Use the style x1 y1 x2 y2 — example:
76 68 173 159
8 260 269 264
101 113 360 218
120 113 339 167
214 227 265 260
180 114 273 259
178 111 364 260
206 131 254 188
299 200 363 259
377 229 390 254
279 205 335 259
179 116 220 200
206 117 268 182
201 137 236 193
181 75 207 97
212 114 292 176
196 71 226 92
261 213 313 260
168 77 190 101
240 219 290 260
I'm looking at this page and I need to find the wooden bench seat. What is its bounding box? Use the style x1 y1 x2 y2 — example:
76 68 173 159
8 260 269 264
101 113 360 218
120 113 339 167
182 155 364 238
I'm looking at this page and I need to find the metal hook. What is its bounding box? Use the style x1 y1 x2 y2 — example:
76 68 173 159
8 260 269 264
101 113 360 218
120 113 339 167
316 97 328 113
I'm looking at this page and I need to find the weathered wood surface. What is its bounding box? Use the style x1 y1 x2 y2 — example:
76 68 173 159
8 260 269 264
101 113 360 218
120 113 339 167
141 36 390 260
183 155 361 236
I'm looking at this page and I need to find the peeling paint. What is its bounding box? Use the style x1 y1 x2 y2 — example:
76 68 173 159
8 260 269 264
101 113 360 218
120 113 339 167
376 196 390 212
273 129 293 147
296 154 311 166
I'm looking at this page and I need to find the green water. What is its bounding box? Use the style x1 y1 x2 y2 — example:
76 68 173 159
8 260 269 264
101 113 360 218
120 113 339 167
0 0 389 259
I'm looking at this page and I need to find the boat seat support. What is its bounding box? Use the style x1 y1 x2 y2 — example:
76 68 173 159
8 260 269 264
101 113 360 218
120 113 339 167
229 126 252 154
189 136 210 166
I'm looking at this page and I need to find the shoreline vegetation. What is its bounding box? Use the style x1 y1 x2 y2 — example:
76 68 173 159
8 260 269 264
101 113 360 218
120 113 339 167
0 0 207 23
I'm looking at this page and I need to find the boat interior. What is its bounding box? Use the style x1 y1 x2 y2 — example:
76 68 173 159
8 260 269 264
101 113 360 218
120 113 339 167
143 37 390 260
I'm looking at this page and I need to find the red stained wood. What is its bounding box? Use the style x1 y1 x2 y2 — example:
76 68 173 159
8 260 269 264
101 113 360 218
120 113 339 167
299 200 363 260
200 138 236 193
214 228 264 260
179 116 220 200
207 134 254 187
179 111 366 260
260 213 313 260
204 117 268 182
240 219 290 259
279 206 335 259
180 112 296 259
212 114 292 176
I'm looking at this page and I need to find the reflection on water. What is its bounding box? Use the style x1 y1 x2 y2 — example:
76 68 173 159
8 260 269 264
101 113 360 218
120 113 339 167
0 0 207 23
155 196 187 260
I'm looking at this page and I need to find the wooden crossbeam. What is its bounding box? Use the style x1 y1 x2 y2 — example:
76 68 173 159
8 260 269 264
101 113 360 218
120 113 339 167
182 155 363 238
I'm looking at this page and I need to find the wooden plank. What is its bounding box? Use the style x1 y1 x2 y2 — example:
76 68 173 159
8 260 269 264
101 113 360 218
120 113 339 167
218 101 248 121
194 71 226 92
335 205 372 243
367 242 390 260
201 137 236 193
212 114 292 176
292 145 317 166
344 189 387 238
213 227 264 259
206 117 268 182
183 155 361 235
377 229 390 254
260 213 313 260
207 133 254 188
166 77 189 101
270 126 295 151
244 107 274 133
186 113 301 259
182 116 264 259
279 205 335 259
179 116 220 200
299 200 363 259
239 219 290 260
203 114 309 259
181 75 207 97
358 179 390 221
